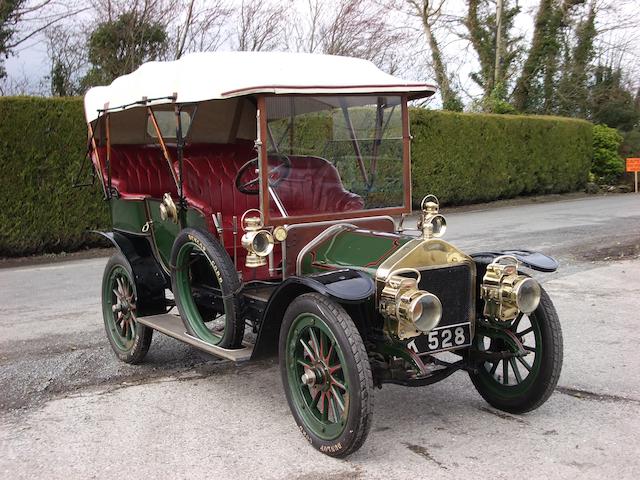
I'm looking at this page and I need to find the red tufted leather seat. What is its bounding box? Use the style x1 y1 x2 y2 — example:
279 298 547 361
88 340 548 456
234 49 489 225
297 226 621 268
95 146 177 198
273 156 364 217
179 143 259 223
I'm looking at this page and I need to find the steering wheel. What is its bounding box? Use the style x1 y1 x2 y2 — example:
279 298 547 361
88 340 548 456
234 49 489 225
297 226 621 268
235 154 292 195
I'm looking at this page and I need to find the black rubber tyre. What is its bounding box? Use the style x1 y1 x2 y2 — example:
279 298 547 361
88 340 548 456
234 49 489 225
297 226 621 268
469 287 563 413
102 253 153 364
170 228 244 348
279 293 373 457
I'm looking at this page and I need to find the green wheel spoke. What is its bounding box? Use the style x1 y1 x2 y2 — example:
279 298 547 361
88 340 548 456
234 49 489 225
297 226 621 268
297 358 312 370
516 356 532 372
509 358 523 383
308 328 321 360
518 326 534 337
510 312 524 332
524 345 537 353
489 361 499 375
311 389 322 409
502 360 509 385
300 339 316 361
331 386 345 413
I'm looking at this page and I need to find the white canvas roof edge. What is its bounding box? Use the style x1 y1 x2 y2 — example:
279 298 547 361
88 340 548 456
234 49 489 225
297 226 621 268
83 51 436 123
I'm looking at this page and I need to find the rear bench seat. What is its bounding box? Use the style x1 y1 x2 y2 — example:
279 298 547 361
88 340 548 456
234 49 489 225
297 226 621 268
94 145 177 199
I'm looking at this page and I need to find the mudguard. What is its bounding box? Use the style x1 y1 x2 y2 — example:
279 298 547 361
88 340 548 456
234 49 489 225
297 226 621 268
92 231 167 316
251 269 375 360
471 249 558 272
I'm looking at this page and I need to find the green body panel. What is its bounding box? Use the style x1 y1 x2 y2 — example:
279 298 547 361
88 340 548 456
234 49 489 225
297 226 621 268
301 229 411 276
110 196 208 269
147 199 181 267
111 198 147 234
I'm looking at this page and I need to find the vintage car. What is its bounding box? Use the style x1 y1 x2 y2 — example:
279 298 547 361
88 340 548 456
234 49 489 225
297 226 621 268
83 51 563 457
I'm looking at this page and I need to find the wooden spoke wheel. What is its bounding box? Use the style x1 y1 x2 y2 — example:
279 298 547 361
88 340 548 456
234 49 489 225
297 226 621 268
279 293 373 457
102 253 152 363
469 287 563 413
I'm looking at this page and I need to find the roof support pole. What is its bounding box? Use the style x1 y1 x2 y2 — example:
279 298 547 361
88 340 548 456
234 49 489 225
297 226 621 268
147 106 181 194
105 112 112 199
174 104 185 204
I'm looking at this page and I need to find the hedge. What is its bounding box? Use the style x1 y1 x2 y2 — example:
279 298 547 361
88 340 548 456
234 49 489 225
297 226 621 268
0 97 592 256
0 97 109 256
410 109 592 204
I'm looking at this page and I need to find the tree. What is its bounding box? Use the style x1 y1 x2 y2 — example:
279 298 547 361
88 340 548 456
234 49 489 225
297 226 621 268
83 11 168 87
290 0 406 73
45 25 87 96
512 0 585 113
406 0 463 111
590 65 639 131
556 1 596 117
1 0 86 81
463 0 522 110
235 0 286 52
173 0 232 59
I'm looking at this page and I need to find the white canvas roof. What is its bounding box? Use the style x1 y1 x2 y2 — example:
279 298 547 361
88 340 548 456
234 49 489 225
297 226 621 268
84 51 436 122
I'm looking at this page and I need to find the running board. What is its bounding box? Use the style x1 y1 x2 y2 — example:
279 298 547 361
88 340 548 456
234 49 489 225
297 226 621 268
137 314 253 362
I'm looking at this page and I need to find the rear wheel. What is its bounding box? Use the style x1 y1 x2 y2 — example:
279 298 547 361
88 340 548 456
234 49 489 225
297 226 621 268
102 253 153 364
469 287 563 413
170 228 244 348
279 293 373 457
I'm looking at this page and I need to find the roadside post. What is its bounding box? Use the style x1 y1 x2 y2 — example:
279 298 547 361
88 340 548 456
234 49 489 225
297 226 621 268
627 158 640 193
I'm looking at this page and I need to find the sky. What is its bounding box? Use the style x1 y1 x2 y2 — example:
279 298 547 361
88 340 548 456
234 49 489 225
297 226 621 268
4 0 639 103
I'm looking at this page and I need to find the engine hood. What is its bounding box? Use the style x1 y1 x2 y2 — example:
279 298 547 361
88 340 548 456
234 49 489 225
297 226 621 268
298 226 473 281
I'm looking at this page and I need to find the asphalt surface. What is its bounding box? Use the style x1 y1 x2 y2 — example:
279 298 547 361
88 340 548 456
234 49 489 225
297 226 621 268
1 193 639 479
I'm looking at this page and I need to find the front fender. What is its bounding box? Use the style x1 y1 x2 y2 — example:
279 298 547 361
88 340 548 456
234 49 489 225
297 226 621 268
251 269 375 360
471 249 558 273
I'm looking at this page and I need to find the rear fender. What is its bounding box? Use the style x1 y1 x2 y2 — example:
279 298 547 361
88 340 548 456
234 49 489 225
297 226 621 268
251 269 376 360
93 231 167 316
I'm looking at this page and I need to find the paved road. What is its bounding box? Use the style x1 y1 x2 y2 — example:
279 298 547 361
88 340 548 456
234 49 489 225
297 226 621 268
1 194 639 479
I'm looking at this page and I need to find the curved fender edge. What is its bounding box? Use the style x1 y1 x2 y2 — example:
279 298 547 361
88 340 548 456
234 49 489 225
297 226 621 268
251 269 375 360
92 230 167 316
470 249 558 272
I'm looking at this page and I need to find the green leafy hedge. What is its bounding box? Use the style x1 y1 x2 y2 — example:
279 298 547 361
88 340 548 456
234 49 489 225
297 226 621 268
0 97 109 256
0 97 592 256
410 109 592 204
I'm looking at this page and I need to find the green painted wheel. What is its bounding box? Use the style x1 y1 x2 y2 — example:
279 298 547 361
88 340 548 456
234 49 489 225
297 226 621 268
280 293 373 457
170 228 243 348
469 287 563 413
102 253 152 363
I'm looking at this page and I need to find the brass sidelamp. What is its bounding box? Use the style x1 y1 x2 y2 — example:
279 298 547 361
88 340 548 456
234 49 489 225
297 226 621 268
240 209 275 268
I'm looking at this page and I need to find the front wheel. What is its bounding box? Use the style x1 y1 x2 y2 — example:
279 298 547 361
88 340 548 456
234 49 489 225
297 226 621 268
469 287 563 413
279 293 373 457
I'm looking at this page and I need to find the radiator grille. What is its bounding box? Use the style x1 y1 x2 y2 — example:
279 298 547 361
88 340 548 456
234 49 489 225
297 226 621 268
418 263 474 327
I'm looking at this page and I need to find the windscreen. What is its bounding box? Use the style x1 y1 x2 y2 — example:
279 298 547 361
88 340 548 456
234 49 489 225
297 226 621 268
264 95 406 219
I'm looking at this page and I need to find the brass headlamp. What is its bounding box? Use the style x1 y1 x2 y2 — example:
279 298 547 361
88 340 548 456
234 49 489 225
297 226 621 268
480 256 541 322
417 195 447 239
379 268 442 340
240 209 274 268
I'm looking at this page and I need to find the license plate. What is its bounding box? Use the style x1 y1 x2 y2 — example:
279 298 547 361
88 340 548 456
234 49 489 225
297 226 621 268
408 322 472 354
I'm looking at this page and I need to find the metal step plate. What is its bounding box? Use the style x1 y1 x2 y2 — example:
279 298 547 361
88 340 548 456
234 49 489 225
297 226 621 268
137 314 253 362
